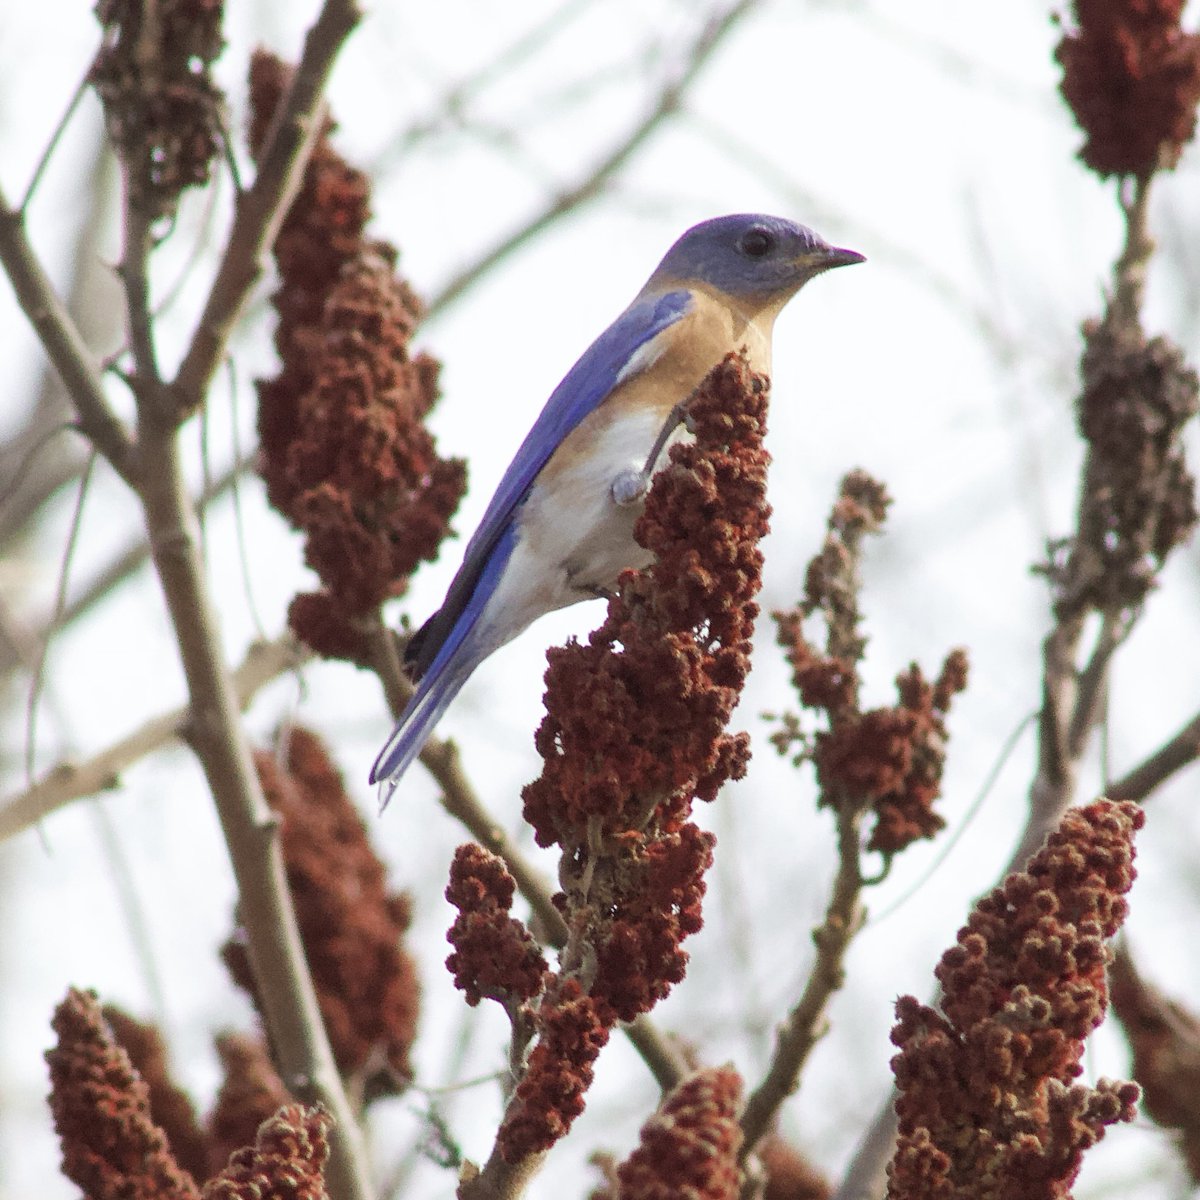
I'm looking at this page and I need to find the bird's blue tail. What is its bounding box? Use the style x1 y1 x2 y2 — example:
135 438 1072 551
372 523 520 810
370 658 474 810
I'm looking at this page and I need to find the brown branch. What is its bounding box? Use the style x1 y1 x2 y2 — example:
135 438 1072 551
1108 709 1200 802
0 139 119 547
423 0 761 320
1066 612 1123 756
131 426 372 1200
1023 613 1088 867
738 795 867 1167
457 1149 548 1200
10 448 253 677
421 735 569 943
0 183 137 484
0 633 308 842
372 0 594 167
170 0 362 415
1020 175 1158 868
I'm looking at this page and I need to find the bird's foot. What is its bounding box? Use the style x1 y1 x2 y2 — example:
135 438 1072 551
609 400 695 507
610 467 648 506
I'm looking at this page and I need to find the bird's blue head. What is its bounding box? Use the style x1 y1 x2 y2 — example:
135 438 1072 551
645 214 864 305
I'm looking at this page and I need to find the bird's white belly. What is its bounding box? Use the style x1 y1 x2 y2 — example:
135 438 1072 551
474 406 685 652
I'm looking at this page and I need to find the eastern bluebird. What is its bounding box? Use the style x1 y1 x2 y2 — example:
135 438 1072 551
371 214 863 801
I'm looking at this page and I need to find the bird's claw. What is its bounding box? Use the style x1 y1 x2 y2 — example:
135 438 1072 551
610 467 649 507
612 401 695 508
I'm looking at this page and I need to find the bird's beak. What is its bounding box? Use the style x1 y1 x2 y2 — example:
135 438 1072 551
804 243 866 272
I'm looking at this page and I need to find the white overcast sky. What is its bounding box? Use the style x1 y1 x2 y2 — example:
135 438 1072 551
2 2 1199 1198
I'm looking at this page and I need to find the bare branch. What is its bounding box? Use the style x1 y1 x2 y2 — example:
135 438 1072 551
120 206 161 394
0 183 137 484
0 450 255 681
1067 612 1124 757
132 427 372 1200
424 0 761 320
0 139 119 547
1109 710 1200 802
0 634 307 842
738 792 867 1163
170 0 362 415
832 1107 901 1200
457 1150 548 1200
373 0 593 166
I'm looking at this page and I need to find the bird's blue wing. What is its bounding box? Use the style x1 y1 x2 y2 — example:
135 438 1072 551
405 287 694 680
370 521 518 793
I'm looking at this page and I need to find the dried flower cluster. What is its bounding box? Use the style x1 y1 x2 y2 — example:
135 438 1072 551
223 726 419 1097
203 1105 331 1200
1056 0 1200 177
101 1005 210 1184
47 988 202 1200
493 353 771 1161
759 1137 831 1200
46 988 332 1199
90 0 225 219
606 1068 744 1200
1109 947 1200 1183
499 977 614 1161
52 991 308 1191
250 52 466 662
523 352 769 846
887 800 1144 1199
773 470 968 854
1048 317 1199 621
445 844 548 1008
206 1034 294 1179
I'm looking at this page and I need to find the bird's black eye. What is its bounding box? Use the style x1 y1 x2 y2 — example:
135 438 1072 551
739 228 774 258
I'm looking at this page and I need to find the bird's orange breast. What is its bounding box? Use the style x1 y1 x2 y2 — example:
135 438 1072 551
540 289 773 488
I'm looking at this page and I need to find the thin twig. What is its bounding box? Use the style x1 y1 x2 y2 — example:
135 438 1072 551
423 0 761 321
19 69 93 212
737 796 867 1169
0 182 137 483
0 634 308 842
868 711 1039 929
373 0 593 168
1067 612 1124 757
1108 710 1200 802
0 138 119 547
24 451 96 788
170 0 363 416
0 422 77 519
61 451 252 644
